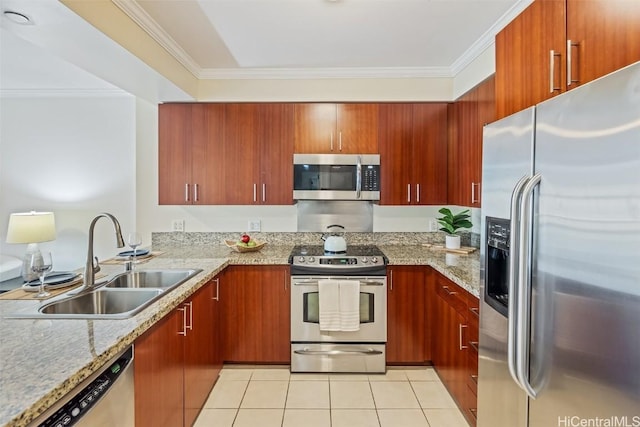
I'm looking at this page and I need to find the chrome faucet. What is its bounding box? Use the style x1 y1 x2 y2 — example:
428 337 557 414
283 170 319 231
73 213 125 294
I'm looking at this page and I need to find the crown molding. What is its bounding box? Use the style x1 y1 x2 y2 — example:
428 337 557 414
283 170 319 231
197 66 453 80
111 0 201 76
0 88 130 98
451 0 533 75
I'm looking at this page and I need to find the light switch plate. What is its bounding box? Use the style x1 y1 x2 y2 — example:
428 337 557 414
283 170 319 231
248 220 261 232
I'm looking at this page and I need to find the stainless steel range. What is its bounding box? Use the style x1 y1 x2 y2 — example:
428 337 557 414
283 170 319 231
289 245 388 373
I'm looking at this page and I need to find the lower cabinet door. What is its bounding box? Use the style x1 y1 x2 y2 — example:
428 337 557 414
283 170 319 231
184 282 217 426
387 266 426 364
222 266 290 363
134 309 185 427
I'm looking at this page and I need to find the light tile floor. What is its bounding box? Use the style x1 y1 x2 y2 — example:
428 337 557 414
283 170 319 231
194 366 469 427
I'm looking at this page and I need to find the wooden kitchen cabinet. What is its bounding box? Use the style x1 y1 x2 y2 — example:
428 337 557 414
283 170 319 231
221 265 290 363
223 103 294 205
387 266 428 364
447 76 495 207
430 271 478 427
159 103 293 205
159 103 225 205
379 103 448 205
184 279 221 426
495 0 640 120
294 103 379 154
134 308 184 427
135 280 220 427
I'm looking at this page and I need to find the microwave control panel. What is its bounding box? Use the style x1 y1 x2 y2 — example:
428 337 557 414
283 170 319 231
362 166 380 191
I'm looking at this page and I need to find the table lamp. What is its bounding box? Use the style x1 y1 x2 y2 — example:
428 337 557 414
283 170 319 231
6 211 56 282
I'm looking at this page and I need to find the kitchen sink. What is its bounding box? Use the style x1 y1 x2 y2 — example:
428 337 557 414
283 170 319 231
104 269 201 290
5 268 203 320
40 288 163 318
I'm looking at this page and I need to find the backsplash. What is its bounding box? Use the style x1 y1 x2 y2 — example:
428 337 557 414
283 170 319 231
152 231 480 248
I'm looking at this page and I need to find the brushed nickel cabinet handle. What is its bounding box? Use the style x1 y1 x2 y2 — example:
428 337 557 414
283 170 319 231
416 184 420 203
185 183 190 203
262 183 266 203
339 131 343 151
549 50 561 93
407 184 411 203
177 307 187 336
459 324 468 350
194 183 199 202
253 183 257 203
442 285 457 296
185 301 193 331
567 39 580 87
389 270 393 291
330 132 334 151
212 278 220 301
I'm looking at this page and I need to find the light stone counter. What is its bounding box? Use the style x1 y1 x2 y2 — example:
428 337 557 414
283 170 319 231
378 245 480 297
0 243 478 427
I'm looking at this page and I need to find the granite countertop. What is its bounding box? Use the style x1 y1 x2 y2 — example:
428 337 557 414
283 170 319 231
0 243 479 427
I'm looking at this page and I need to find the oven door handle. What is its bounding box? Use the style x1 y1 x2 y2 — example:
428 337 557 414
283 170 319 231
292 280 385 286
294 348 383 356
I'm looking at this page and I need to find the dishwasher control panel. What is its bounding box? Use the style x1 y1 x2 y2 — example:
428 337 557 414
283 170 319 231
37 347 133 427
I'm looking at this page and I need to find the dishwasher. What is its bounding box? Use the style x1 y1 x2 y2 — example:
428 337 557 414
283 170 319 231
30 346 134 427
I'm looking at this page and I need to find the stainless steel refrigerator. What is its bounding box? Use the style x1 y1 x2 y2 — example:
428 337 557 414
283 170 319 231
478 62 640 427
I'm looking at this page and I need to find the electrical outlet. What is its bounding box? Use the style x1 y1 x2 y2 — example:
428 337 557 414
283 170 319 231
172 219 185 232
248 220 261 232
428 218 439 232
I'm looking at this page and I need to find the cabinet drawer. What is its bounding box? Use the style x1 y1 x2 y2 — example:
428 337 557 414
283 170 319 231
435 274 468 315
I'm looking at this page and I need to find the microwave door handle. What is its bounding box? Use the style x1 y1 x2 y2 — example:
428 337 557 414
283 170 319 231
356 155 362 199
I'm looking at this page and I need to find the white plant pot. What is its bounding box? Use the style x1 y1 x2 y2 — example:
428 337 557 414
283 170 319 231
445 235 461 250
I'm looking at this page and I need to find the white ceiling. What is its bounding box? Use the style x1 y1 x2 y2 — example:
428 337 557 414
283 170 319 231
117 0 531 79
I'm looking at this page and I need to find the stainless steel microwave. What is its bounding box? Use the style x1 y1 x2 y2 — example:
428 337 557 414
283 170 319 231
293 154 380 201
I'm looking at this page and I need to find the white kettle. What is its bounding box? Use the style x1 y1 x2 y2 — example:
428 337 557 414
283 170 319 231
322 224 347 253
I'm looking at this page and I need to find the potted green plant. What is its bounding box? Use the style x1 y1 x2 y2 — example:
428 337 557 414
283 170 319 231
437 208 472 249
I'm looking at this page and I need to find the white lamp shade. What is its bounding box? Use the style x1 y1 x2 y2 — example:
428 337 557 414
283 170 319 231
6 212 56 244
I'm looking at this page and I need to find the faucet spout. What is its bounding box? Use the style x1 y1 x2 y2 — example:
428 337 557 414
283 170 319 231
80 213 125 292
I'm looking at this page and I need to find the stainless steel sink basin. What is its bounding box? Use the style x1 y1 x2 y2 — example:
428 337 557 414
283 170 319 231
40 288 163 318
5 268 203 319
104 269 201 290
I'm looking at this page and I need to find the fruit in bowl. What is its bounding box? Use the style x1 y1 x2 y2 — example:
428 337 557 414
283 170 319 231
225 234 266 252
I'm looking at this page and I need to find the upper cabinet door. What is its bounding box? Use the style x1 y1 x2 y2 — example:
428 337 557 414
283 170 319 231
294 103 378 153
495 0 566 120
223 104 261 205
191 104 225 205
294 103 336 153
259 103 294 205
336 103 379 154
566 0 640 88
159 104 192 205
412 103 448 205
379 103 414 205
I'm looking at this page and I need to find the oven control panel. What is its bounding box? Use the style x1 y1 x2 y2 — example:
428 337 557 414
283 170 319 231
293 256 384 267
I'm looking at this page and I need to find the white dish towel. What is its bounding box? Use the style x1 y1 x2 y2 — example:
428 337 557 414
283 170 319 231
318 279 360 332
339 280 361 332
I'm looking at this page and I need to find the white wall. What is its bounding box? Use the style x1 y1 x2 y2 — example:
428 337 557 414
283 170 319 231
0 95 137 271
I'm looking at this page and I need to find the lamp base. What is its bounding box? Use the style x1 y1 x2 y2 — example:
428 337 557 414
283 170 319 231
21 243 42 282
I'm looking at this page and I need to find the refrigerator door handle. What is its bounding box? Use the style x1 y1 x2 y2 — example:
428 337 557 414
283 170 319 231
507 175 530 389
516 173 542 399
